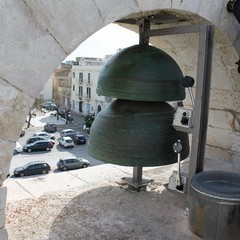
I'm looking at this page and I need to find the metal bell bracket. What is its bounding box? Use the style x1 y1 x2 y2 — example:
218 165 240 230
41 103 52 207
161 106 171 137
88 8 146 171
121 167 153 192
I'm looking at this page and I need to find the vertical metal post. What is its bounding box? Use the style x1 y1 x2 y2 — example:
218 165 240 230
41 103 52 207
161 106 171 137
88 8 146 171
189 25 214 181
139 19 150 45
133 167 143 183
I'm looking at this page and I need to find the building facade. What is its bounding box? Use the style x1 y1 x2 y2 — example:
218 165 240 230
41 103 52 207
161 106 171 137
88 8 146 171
71 57 113 116
51 64 72 109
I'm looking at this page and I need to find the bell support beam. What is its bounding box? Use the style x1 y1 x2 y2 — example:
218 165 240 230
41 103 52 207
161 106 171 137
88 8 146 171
145 23 214 183
189 25 214 179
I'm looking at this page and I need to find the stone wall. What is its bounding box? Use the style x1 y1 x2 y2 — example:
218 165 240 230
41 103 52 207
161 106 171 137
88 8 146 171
0 0 239 239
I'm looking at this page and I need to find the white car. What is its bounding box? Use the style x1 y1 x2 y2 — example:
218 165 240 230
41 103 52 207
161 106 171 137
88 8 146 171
14 142 23 154
58 136 74 148
60 129 76 139
33 131 55 140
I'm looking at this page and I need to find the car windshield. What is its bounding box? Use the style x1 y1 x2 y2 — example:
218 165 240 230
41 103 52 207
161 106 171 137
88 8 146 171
23 163 32 169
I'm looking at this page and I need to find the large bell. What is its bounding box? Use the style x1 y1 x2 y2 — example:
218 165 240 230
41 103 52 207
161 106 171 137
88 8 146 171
97 44 185 101
88 99 189 167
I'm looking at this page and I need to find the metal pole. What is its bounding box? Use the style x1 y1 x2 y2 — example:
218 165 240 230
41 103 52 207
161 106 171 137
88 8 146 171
188 25 214 181
133 166 143 183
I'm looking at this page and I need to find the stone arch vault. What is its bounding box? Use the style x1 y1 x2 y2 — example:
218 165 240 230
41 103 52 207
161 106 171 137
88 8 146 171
0 0 239 239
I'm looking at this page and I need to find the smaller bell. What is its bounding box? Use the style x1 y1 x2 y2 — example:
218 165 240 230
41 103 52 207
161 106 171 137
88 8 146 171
97 44 185 101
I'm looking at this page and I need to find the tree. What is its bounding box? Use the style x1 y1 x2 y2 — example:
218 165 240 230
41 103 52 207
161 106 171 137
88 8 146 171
26 98 43 128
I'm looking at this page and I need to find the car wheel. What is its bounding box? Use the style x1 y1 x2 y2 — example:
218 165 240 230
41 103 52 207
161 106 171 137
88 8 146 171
46 147 50 151
62 166 68 171
42 170 47 174
27 148 32 152
20 173 24 177
82 164 88 168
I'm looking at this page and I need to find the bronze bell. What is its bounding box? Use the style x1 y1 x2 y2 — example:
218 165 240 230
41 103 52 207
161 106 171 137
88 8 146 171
97 44 185 102
88 99 189 167
88 44 189 168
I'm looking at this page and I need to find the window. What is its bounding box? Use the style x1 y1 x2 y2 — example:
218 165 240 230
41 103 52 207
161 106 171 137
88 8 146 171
79 86 83 97
72 72 75 78
87 73 91 83
73 85 75 91
79 72 83 83
87 87 91 98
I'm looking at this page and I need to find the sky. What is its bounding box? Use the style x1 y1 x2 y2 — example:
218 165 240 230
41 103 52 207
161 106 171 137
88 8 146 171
64 24 139 61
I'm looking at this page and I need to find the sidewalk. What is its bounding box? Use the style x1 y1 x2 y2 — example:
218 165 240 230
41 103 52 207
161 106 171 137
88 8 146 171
29 110 85 128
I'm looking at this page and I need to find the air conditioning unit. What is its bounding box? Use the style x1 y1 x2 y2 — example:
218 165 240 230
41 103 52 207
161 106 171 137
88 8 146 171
173 107 193 128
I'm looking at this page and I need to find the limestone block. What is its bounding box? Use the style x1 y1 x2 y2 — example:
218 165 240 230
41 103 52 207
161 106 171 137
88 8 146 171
95 0 139 24
211 67 234 91
172 0 201 13
0 209 6 229
0 80 33 141
0 227 8 240
138 0 171 10
162 34 199 67
217 46 239 68
230 67 240 91
0 187 7 210
205 145 233 162
208 109 240 131
207 127 240 152
232 151 240 170
0 141 14 186
198 1 224 26
209 89 240 110
0 1 66 97
25 0 104 54
233 33 240 55
219 13 240 54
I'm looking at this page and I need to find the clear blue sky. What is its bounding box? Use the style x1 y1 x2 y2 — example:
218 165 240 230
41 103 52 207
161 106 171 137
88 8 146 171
64 24 139 61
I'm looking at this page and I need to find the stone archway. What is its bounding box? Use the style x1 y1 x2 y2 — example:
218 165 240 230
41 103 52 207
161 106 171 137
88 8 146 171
0 1 239 239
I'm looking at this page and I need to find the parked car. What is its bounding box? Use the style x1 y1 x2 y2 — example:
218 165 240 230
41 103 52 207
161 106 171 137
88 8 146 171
42 102 57 110
14 142 23 154
58 136 74 148
23 140 53 152
26 136 55 145
73 134 87 144
33 131 55 140
60 129 76 139
14 161 51 177
57 157 90 171
44 122 57 133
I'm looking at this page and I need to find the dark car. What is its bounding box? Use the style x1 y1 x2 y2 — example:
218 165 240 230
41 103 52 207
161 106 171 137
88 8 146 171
23 140 53 152
42 102 57 110
57 157 90 171
26 136 55 145
44 122 57 133
73 134 86 144
14 161 51 177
